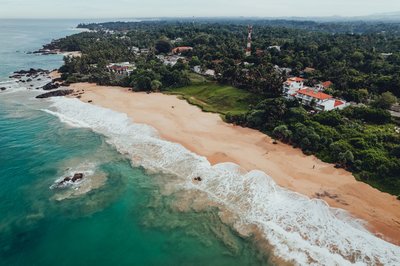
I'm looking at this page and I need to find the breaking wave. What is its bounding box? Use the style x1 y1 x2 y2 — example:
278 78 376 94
44 97 400 265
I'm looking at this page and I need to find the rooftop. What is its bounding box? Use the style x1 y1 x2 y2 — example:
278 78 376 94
297 88 333 100
334 100 345 107
322 81 333 88
172 46 193 54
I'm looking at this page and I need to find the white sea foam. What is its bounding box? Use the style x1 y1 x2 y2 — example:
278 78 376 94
46 97 400 265
50 161 97 189
0 75 52 95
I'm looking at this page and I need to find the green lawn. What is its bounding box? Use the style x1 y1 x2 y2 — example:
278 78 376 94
166 77 256 116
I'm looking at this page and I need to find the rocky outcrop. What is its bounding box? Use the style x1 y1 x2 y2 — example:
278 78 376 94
13 68 49 76
42 82 60 91
56 173 84 187
0 87 6 91
71 173 84 182
30 49 58 55
36 89 73 99
10 68 50 80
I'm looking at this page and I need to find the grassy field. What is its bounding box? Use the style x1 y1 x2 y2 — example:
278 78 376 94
166 74 257 116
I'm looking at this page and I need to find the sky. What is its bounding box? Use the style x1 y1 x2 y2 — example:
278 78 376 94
0 0 399 19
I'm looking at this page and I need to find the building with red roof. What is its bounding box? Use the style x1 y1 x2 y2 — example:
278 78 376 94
296 88 333 101
294 88 346 111
172 46 193 54
322 81 333 88
283 77 305 97
282 77 347 111
107 62 136 75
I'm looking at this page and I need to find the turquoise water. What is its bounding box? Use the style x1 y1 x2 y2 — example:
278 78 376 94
0 20 265 265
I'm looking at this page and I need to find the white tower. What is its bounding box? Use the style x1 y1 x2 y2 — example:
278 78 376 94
245 25 253 57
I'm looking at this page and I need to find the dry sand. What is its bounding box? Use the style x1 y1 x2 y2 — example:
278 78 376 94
69 83 400 245
49 70 61 79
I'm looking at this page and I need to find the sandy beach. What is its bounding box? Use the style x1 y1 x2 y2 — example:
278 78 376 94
69 82 400 245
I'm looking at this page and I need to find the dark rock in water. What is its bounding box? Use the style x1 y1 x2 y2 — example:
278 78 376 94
36 89 73 99
56 173 84 187
14 68 48 75
0 87 6 91
27 78 32 82
88 100 93 103
72 173 84 182
56 176 71 187
37 78 42 81
42 82 60 91
194 176 202 181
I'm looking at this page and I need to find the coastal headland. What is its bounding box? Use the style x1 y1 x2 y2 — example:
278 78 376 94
67 82 400 246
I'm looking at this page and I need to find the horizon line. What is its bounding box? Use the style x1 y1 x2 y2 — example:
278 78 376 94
1 14 400 21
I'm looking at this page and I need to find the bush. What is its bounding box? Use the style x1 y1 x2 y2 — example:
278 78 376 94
343 107 391 124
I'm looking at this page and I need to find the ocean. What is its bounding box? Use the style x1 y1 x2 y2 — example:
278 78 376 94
1 19 400 266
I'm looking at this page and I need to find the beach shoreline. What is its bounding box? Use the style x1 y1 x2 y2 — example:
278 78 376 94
68 82 400 246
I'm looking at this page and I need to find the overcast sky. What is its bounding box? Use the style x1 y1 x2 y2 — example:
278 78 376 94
0 0 399 19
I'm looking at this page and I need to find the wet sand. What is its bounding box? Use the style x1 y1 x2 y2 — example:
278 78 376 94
69 82 400 245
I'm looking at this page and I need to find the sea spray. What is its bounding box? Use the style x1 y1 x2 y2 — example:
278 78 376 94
46 97 400 265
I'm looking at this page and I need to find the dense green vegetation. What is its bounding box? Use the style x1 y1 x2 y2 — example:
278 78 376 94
44 19 400 197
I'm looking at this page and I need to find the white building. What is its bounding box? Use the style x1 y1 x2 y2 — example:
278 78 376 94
267 45 281 52
193 65 202 74
294 88 347 111
107 62 136 75
283 77 347 111
171 37 183 44
130 46 140 53
204 69 216 77
283 77 305 99
156 55 185 66
274 65 292 74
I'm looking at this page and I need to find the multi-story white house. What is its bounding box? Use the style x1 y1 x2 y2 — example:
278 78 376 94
283 77 305 99
283 77 348 111
295 88 347 111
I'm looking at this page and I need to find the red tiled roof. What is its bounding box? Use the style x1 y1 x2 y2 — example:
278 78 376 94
172 46 193 54
334 100 344 107
109 65 129 71
288 77 304 82
297 88 333 100
322 81 333 88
